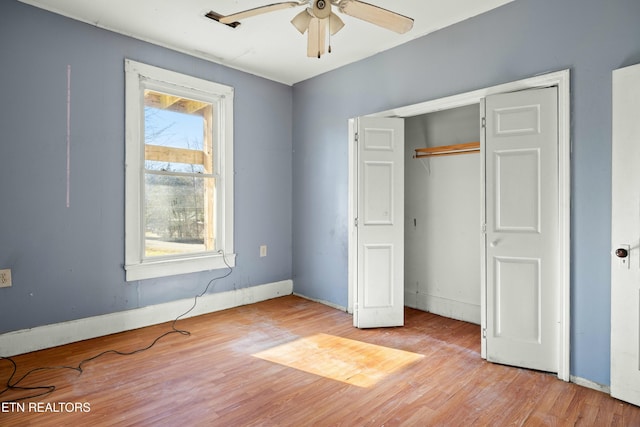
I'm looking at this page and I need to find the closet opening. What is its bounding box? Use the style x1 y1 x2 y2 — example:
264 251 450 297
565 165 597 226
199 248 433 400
404 104 482 325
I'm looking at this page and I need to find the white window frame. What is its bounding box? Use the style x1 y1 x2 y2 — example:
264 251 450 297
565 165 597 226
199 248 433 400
124 59 235 281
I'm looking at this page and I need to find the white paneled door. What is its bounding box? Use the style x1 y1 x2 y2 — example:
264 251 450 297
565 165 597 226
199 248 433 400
484 87 559 372
354 117 405 328
611 63 640 406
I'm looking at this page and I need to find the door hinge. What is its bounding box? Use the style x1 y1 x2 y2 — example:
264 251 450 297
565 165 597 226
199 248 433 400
354 217 359 227
482 328 487 338
481 117 486 128
481 223 487 234
354 132 359 142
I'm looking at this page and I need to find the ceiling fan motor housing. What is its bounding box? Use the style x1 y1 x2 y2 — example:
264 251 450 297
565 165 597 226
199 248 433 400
313 0 331 19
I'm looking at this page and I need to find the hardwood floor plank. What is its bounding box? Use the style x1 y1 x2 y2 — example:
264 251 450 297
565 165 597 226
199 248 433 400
2 295 640 426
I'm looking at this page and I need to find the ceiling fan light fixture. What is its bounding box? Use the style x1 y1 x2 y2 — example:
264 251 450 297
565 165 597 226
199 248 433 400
291 8 312 34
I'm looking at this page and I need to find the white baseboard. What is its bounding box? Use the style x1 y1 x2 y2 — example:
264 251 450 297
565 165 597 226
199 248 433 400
293 292 347 312
0 280 293 357
570 375 611 394
416 293 481 325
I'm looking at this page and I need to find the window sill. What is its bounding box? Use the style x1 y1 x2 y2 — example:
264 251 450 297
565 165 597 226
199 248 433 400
125 252 236 281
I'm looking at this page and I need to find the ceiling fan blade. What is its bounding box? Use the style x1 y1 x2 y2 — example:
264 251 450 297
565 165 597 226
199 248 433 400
329 12 345 35
220 2 303 24
338 0 414 34
307 17 327 58
291 8 312 34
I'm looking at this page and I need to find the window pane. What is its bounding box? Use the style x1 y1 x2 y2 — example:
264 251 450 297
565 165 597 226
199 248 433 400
144 106 206 150
144 89 213 172
144 173 215 258
142 89 216 259
145 106 205 150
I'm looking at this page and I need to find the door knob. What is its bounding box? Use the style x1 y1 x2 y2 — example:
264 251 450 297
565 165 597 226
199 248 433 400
615 248 629 258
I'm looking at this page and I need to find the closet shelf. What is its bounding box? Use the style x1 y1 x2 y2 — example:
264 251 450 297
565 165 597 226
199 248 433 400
414 142 480 158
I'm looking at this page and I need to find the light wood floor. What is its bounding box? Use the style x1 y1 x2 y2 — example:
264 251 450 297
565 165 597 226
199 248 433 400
2 295 639 426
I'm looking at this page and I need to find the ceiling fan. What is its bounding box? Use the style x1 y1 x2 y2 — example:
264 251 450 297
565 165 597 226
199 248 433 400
206 0 414 58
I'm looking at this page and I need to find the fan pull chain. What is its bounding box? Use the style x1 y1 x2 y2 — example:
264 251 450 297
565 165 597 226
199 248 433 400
328 16 332 54
327 16 331 53
317 18 321 58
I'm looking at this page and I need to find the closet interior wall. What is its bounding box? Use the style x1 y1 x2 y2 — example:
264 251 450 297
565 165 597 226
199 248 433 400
404 104 482 324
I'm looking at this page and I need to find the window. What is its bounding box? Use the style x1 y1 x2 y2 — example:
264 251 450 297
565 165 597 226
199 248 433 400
124 60 234 281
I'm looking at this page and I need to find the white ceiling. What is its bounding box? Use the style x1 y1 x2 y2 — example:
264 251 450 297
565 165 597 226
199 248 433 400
19 0 513 85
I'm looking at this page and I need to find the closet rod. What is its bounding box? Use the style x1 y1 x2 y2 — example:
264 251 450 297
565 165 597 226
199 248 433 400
414 141 480 158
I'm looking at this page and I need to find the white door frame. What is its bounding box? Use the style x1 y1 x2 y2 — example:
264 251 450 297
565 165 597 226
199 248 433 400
348 70 570 381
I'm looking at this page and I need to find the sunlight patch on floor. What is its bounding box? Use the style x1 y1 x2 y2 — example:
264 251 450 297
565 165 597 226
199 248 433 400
252 333 424 387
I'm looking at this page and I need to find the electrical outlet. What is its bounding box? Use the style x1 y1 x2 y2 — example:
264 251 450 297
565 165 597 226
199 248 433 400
260 245 267 258
0 269 11 288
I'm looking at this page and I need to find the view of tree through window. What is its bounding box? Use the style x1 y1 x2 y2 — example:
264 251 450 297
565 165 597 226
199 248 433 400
143 90 215 258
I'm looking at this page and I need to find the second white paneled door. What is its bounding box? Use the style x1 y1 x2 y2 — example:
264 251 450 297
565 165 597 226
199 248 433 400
484 87 559 373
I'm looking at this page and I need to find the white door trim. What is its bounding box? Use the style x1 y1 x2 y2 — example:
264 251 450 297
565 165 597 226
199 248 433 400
348 70 570 381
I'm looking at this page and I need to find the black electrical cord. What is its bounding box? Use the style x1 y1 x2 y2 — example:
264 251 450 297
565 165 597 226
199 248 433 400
0 252 233 403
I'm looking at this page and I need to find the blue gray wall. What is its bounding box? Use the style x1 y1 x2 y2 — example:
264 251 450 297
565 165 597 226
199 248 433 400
292 0 640 386
0 1 292 333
